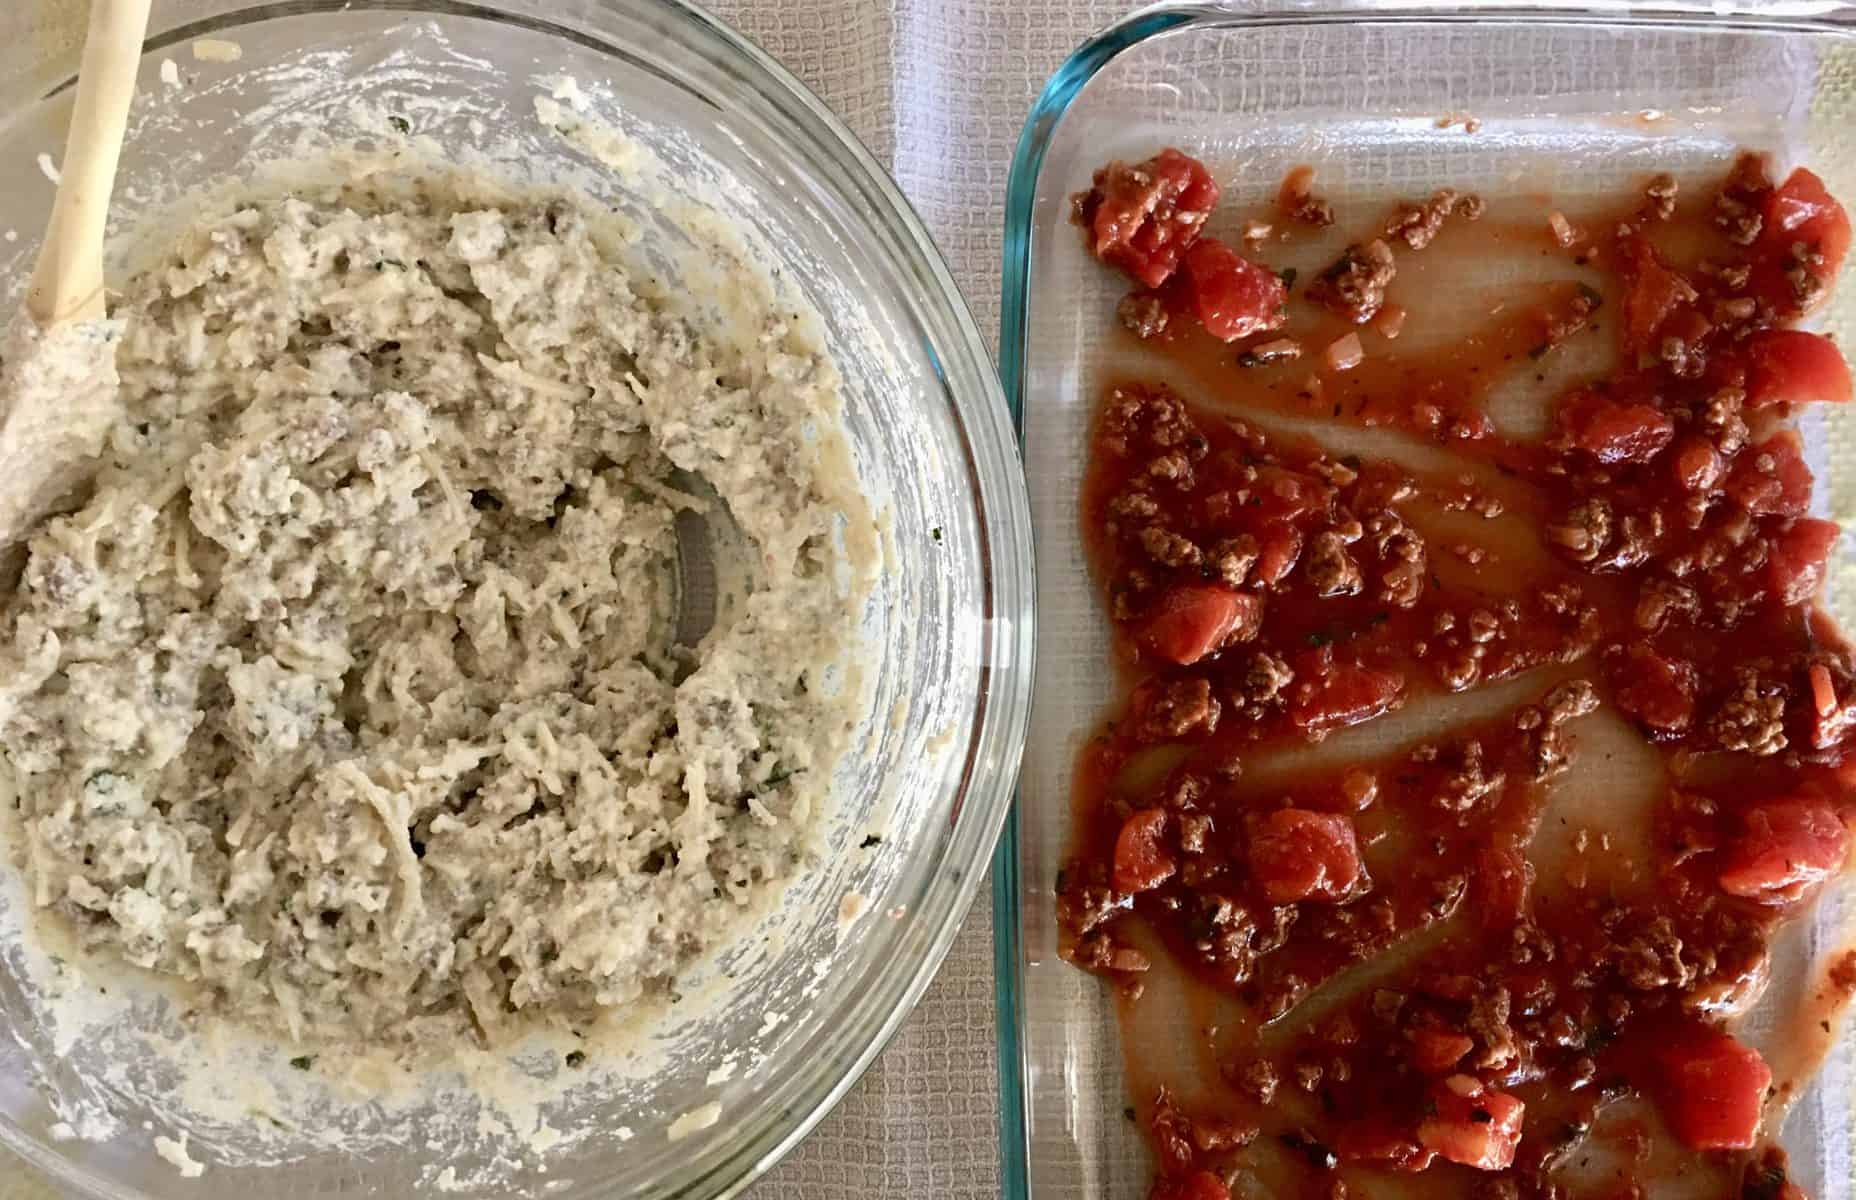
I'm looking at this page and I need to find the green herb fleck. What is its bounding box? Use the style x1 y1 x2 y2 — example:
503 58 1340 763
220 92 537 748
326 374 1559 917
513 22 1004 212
930 527 944 543
860 834 883 849
388 114 412 135
290 1055 315 1071
565 1050 587 1069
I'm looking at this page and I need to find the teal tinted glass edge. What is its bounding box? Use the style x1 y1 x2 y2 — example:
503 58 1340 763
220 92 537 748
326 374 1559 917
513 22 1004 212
991 10 1193 1199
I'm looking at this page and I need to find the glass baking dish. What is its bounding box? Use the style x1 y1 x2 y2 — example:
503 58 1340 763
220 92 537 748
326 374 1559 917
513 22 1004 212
994 3 1856 1198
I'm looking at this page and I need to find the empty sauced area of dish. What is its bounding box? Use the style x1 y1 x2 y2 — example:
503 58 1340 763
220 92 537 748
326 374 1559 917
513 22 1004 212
1060 146 1855 1199
0 154 875 1056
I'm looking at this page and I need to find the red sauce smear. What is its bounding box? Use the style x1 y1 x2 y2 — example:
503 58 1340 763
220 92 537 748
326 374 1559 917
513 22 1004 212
1059 150 1856 1200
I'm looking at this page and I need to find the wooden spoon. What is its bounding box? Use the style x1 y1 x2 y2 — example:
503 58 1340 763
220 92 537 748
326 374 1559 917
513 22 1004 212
0 0 152 560
27 0 153 326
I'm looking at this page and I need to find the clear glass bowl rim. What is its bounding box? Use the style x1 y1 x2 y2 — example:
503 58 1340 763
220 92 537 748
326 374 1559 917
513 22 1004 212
991 2 1856 1197
0 2 1037 1198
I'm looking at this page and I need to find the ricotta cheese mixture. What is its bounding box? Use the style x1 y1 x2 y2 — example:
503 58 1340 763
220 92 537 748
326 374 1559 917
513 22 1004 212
0 159 874 1054
0 315 123 559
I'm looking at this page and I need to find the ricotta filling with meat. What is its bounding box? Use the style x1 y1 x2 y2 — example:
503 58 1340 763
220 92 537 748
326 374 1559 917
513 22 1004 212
0 163 873 1052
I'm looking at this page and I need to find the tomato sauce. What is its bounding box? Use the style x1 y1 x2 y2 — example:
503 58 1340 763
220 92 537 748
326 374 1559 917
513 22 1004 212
1058 150 1856 1200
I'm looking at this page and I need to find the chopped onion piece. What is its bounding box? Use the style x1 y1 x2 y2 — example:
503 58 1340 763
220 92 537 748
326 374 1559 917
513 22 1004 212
1245 337 1302 364
1443 1073 1483 1098
1108 946 1152 972
1373 304 1407 339
1549 211 1579 248
1325 332 1365 372
1811 663 1837 717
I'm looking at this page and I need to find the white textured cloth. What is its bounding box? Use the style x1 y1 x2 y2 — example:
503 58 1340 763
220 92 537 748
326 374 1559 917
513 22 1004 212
1 1 1130 1196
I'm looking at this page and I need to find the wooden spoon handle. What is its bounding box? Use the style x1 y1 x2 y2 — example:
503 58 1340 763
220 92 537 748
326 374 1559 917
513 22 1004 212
26 0 154 327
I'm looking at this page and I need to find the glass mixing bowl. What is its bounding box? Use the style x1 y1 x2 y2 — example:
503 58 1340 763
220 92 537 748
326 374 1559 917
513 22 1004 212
0 2 1033 1197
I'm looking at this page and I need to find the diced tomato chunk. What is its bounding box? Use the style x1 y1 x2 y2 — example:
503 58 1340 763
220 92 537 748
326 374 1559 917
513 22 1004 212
1473 843 1532 930
1718 798 1850 905
1666 306 1712 347
1253 524 1303 585
1113 807 1177 895
1621 237 1698 350
1745 330 1853 410
1416 1076 1526 1170
1767 518 1841 606
1727 431 1813 518
1290 658 1405 732
1651 1027 1771 1150
1148 1171 1230 1200
1561 392 1676 464
1410 1028 1475 1074
1612 646 1698 735
1140 585 1261 665
1765 167 1851 286
1249 466 1333 522
1079 148 1221 289
1247 808 1365 903
1672 436 1723 492
1180 237 1288 342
